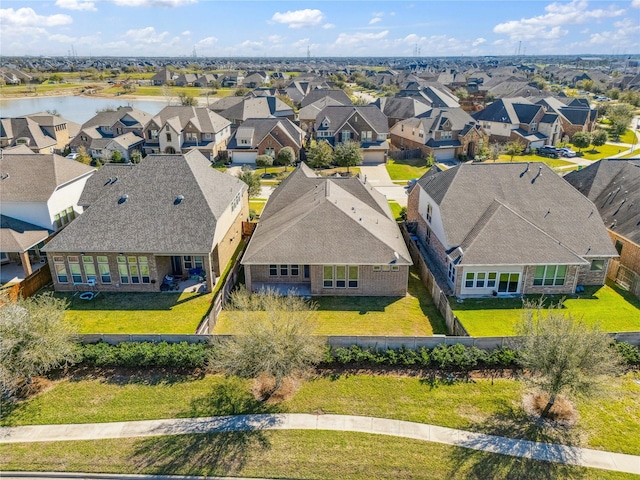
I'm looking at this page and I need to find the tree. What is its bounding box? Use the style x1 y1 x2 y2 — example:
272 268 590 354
76 146 92 165
504 141 524 162
591 129 608 149
515 300 621 419
334 141 362 173
210 287 325 400
454 88 468 100
236 166 261 198
488 143 502 162
0 292 79 399
111 150 123 163
275 146 295 171
572 131 591 153
178 92 198 106
255 154 274 175
607 103 634 141
306 140 333 169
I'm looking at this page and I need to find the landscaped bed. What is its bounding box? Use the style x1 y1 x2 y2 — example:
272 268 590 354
213 267 447 336
451 281 640 337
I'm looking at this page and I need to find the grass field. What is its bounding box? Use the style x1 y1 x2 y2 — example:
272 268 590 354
576 144 624 161
452 281 640 337
385 158 430 180
618 129 638 145
214 267 447 336
495 155 575 169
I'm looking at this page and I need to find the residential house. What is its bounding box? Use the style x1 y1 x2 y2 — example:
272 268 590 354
0 152 95 278
314 105 390 164
372 97 431 129
398 83 461 109
390 107 486 161
533 96 597 141
194 74 219 88
242 72 269 89
104 132 145 162
226 118 304 164
0 66 32 85
242 163 412 296
174 73 198 87
143 106 231 160
220 72 245 88
151 68 176 86
565 159 640 297
407 162 617 297
300 89 352 109
218 97 295 127
1 113 79 154
43 151 249 293
298 96 351 142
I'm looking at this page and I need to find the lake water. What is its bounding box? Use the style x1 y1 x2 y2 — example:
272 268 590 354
0 96 170 124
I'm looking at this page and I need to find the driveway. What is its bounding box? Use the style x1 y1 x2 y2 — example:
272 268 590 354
359 164 408 206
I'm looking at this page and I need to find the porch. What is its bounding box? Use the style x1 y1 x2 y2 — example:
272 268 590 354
251 282 312 296
0 258 48 285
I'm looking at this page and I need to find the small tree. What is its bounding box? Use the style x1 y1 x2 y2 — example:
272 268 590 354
179 92 198 106
488 143 502 163
607 103 634 141
255 154 274 175
210 288 325 400
275 146 295 171
591 129 608 149
334 141 362 173
504 141 524 162
306 140 333 169
0 292 79 399
111 150 123 163
76 146 92 165
515 300 621 419
236 166 261 198
572 131 591 153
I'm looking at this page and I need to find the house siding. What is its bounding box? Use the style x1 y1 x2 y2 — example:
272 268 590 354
608 231 640 277
310 264 409 296
521 264 580 295
577 257 610 285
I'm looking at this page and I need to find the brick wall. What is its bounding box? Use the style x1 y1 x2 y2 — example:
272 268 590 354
577 257 610 285
521 264 580 295
310 264 409 296
248 264 310 285
212 195 248 278
609 231 640 276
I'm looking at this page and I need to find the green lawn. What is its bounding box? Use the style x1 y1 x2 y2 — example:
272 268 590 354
618 129 638 145
576 144 625 161
495 155 575 169
452 281 640 337
214 267 447 336
60 291 213 334
249 199 267 215
388 200 404 220
385 158 430 180
621 148 640 158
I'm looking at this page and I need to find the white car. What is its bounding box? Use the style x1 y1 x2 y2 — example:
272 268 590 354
559 148 577 158
66 153 79 160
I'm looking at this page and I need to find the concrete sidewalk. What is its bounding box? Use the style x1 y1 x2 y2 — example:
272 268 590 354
1 414 638 475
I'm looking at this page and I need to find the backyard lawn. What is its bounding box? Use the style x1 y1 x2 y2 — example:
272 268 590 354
452 281 640 337
213 267 447 336
249 199 267 216
387 200 404 220
60 291 213 334
385 158 430 181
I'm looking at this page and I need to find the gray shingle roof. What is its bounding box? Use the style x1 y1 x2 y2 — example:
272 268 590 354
0 215 51 252
0 153 95 203
242 164 411 266
81 107 151 130
314 105 389 135
219 97 294 123
149 106 230 135
77 163 136 207
416 162 617 264
43 151 247 254
226 118 303 150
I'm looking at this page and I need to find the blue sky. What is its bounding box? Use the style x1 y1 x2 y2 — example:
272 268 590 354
1 0 638 57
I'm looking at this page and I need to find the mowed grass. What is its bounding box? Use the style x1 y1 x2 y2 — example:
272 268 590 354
2 371 639 456
60 291 213 334
577 143 625 160
620 148 640 158
213 267 448 336
249 199 267 215
452 281 640 337
388 200 404 220
385 158 430 180
495 155 575 169
618 129 638 145
3 431 628 480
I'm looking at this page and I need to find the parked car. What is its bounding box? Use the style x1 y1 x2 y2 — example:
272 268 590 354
65 153 79 160
537 146 560 158
559 148 577 158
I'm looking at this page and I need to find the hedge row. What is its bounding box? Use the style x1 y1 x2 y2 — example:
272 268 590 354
77 341 640 370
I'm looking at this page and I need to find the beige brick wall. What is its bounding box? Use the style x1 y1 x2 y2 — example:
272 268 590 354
310 264 409 296
212 194 248 278
609 231 640 276
577 258 610 286
521 264 580 295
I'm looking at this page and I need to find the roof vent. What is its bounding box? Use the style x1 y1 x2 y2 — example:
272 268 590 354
111 176 118 184
0 173 9 180
118 194 129 204
105 177 112 185
174 194 185 205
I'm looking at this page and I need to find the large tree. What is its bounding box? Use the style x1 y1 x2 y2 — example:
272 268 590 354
275 146 295 171
210 288 325 400
334 141 362 173
591 129 608 149
306 140 334 169
515 301 621 419
236 166 261 198
504 141 524 162
0 292 79 398
607 103 634 141
255 154 274 175
572 131 592 153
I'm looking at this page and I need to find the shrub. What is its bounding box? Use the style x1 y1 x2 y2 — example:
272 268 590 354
616 342 640 365
80 341 212 369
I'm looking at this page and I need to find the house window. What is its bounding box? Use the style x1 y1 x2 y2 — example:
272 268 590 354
166 133 172 142
68 258 82 283
269 265 277 276
98 256 111 283
487 272 497 289
194 256 203 270
373 265 381 272
139 257 150 283
533 265 567 286
304 265 310 278
377 134 387 142
341 130 351 142
615 240 624 255
348 266 359 288
530 122 537 132
203 133 213 140
82 256 97 283
183 256 193 270
419 130 424 138
465 272 474 288
441 131 452 140
117 256 129 284
149 130 158 140
231 192 241 211
186 132 198 142
447 262 456 283
291 265 299 276
116 127 123 135
54 260 68 283
129 264 140 284
590 260 604 271
336 265 346 288
265 147 275 157
426 204 432 223
323 266 333 288
391 265 399 272
280 265 288 276
361 131 372 142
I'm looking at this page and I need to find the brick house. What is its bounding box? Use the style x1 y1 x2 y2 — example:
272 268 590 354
226 117 304 164
242 163 412 296
1 113 78 154
534 96 597 141
565 159 640 297
43 151 248 293
407 162 617 298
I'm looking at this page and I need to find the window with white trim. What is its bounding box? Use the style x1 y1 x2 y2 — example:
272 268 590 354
54 258 68 283
68 256 82 283
441 131 452 140
590 260 604 271
323 265 333 288
98 256 111 283
82 256 97 283
269 265 277 276
533 265 567 286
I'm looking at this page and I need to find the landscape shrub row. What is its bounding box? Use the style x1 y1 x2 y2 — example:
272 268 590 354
80 341 211 368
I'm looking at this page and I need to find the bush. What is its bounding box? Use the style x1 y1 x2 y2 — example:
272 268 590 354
616 342 640 365
80 341 212 369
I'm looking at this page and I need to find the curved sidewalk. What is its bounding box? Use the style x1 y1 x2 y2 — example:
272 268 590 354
2 414 639 475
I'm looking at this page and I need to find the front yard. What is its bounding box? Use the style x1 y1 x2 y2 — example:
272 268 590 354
385 158 430 181
213 267 447 336
452 281 640 337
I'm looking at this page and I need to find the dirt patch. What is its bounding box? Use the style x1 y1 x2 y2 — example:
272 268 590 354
523 392 579 427
251 373 302 403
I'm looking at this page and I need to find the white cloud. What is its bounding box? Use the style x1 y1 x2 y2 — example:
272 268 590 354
268 35 285 43
0 7 72 27
271 9 324 29
335 30 389 47
182 30 190 36
369 17 382 25
110 0 196 7
48 33 76 43
291 38 310 49
124 26 169 44
323 23 335 29
493 0 624 41
196 36 217 46
632 0 640 8
588 18 640 46
55 0 97 11
472 37 486 47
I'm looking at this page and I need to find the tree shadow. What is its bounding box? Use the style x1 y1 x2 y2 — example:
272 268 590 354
448 402 588 479
65 366 205 387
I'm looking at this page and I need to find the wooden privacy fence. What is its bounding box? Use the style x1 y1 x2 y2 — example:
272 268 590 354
388 149 423 161
0 264 52 301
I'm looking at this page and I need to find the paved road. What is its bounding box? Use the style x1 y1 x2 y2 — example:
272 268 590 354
1 414 638 475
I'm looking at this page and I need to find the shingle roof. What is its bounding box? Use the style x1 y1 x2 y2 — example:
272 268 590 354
43 151 247 254
416 162 617 264
314 105 389 135
226 118 303 150
81 107 151 130
374 97 431 120
77 163 137 207
300 89 352 108
242 164 411 265
219 97 294 123
0 215 51 252
149 106 230 134
0 153 95 203
564 159 640 243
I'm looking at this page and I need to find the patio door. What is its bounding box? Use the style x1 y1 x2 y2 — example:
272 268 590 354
497 273 520 293
171 256 182 276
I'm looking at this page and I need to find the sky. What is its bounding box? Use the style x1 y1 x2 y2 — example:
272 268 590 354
1 0 639 57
